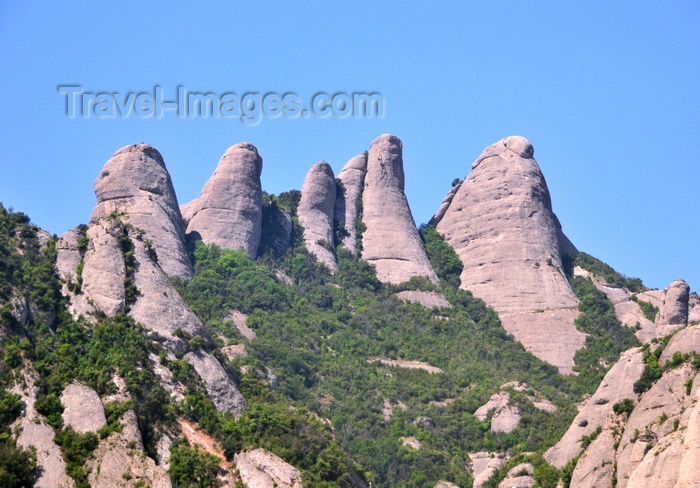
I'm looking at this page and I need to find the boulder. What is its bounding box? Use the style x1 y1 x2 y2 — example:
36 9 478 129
129 237 207 352
183 142 263 258
184 350 247 417
297 161 337 271
61 382 107 434
429 180 462 227
334 153 367 254
469 452 508 488
361 134 438 285
656 279 690 336
90 143 192 279
234 448 302 488
435 136 583 373
395 290 450 308
258 203 293 258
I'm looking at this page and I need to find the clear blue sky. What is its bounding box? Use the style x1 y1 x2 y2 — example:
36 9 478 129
1 2 698 291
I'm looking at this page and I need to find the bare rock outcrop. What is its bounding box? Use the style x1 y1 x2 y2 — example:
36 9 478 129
469 452 508 488
129 237 207 351
656 279 690 336
184 350 247 417
361 134 438 285
61 381 107 434
297 161 337 271
12 368 74 488
429 180 462 227
569 417 619 488
90 143 192 279
258 203 293 258
660 324 700 364
435 136 583 373
395 290 450 308
234 448 302 488
183 142 263 257
474 391 523 433
334 153 367 254
80 220 127 316
545 347 645 468
499 463 535 488
86 410 171 488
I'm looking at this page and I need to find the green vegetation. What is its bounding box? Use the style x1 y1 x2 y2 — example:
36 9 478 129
419 225 463 288
168 441 222 488
633 343 664 394
612 398 635 416
569 276 640 393
574 252 644 292
632 297 658 322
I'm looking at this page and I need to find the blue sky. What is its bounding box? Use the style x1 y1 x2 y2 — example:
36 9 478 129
1 1 698 291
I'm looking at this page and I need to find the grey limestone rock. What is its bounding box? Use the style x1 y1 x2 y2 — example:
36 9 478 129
361 134 438 285
334 153 367 254
183 142 263 258
234 448 302 488
60 382 107 434
297 161 337 272
184 350 247 417
435 136 583 373
90 144 192 279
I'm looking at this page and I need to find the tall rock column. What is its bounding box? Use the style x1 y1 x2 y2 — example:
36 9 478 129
297 161 337 272
182 142 263 258
361 134 438 285
90 144 192 279
657 279 690 337
334 154 367 254
435 136 584 373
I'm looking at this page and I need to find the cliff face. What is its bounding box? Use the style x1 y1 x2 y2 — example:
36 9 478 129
361 134 438 285
297 161 338 272
182 142 263 258
434 136 584 373
90 144 192 280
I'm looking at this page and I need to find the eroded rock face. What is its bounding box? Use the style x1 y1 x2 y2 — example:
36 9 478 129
657 279 690 336
297 161 337 271
129 237 207 352
361 134 438 285
334 153 367 254
395 290 450 308
234 448 302 488
184 350 247 417
86 410 171 488
659 324 700 365
183 142 263 258
61 382 107 434
12 368 74 488
545 347 645 468
90 144 192 279
435 136 583 373
469 451 508 488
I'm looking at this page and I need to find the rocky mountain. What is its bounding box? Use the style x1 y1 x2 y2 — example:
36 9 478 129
433 136 583 373
0 133 698 488
181 142 263 258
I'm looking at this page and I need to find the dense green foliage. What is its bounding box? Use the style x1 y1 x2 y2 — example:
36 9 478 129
168 441 222 488
174 241 591 487
569 276 640 394
419 225 463 288
632 297 659 322
574 252 644 292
